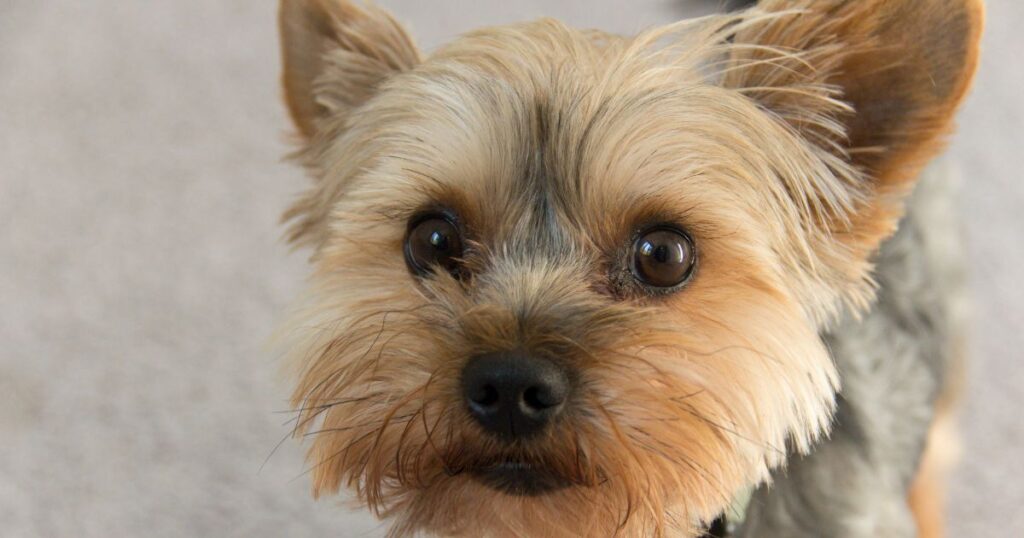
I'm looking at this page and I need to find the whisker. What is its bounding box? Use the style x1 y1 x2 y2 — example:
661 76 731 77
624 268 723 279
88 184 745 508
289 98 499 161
291 428 382 484
261 394 385 474
302 413 415 438
675 400 784 456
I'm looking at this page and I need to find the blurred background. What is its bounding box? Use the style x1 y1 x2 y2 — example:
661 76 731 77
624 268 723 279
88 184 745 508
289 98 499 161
1 1 1020 536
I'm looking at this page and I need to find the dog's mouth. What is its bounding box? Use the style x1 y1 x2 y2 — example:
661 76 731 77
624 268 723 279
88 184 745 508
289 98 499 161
469 460 573 496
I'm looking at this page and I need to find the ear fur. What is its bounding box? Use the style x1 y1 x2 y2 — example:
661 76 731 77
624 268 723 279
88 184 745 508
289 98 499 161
727 0 983 261
279 0 420 138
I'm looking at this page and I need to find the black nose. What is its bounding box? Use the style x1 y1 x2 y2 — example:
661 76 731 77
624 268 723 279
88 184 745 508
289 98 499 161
461 351 570 441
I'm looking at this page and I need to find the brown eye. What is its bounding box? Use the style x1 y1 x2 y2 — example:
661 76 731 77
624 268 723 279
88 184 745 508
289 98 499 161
632 227 696 289
405 214 464 277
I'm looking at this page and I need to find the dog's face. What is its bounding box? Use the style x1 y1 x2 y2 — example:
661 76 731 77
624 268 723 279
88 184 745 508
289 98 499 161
275 1 981 535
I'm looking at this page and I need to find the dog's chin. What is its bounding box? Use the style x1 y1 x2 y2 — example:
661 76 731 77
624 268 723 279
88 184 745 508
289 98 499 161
469 460 573 497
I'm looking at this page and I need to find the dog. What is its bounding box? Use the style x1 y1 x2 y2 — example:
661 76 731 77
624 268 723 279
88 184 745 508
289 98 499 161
273 0 983 535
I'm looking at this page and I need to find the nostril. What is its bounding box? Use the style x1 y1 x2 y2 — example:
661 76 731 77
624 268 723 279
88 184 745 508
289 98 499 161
470 384 500 410
522 386 560 411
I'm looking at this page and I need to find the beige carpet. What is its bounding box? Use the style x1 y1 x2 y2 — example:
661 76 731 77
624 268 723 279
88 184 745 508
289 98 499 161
2 1 1021 536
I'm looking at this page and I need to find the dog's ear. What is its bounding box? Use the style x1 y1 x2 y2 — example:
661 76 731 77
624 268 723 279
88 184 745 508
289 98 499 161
279 0 420 138
726 0 983 263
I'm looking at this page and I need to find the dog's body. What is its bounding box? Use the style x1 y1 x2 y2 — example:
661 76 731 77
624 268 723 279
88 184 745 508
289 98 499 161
273 1 982 536
738 163 967 537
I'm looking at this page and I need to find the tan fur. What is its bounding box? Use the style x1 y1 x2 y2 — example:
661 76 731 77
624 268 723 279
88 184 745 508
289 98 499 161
910 325 968 538
274 1 982 536
910 407 959 538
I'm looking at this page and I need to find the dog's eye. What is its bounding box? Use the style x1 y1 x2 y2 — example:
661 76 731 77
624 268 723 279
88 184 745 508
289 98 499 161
405 214 464 277
631 227 696 289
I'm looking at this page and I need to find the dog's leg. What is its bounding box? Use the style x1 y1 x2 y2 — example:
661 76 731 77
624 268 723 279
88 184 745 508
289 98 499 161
909 412 956 538
909 344 965 538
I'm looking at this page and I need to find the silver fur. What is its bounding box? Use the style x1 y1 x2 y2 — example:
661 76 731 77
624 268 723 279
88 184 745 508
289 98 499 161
737 162 967 537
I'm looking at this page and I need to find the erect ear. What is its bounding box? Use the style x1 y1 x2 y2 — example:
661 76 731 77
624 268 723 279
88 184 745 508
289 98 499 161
726 0 983 259
279 0 421 138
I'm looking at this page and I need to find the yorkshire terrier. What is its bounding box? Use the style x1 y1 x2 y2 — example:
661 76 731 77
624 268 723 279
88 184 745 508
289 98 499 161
274 0 983 536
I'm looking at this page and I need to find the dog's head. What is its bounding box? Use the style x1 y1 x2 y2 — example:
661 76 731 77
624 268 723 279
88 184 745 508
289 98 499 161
275 1 981 535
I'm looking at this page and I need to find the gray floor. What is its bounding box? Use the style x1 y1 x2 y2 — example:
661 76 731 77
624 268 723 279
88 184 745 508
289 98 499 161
1 1 1021 536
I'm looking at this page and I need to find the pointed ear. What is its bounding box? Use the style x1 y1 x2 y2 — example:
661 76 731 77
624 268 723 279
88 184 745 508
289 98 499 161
278 0 421 138
727 0 983 256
